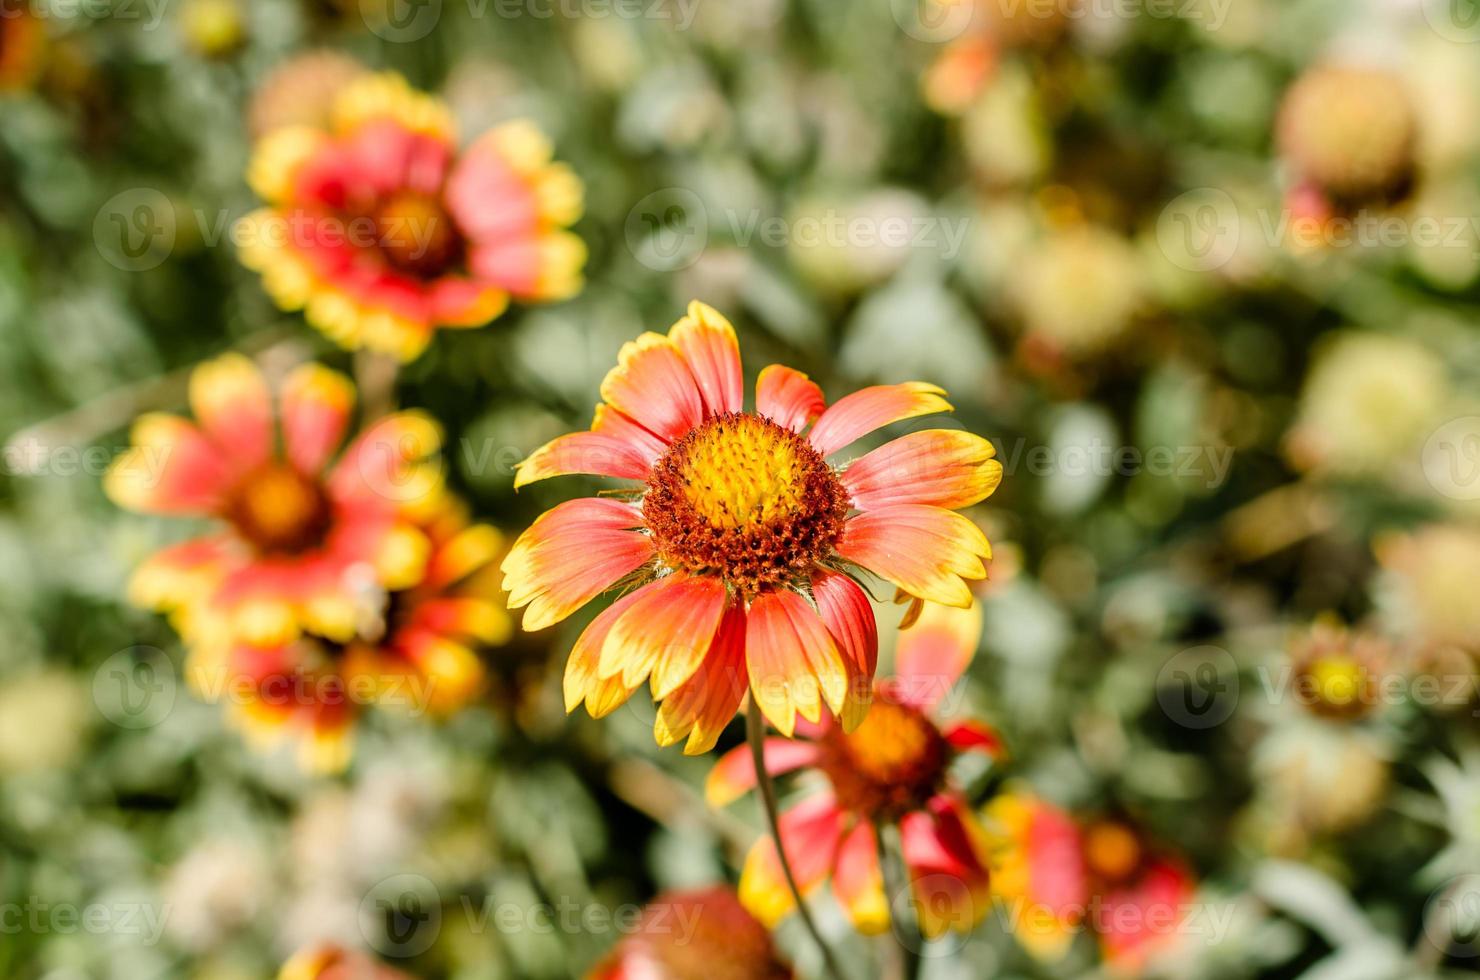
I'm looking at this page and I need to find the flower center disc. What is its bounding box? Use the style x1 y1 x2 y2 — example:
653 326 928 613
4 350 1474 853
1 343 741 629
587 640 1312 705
643 413 848 594
227 463 332 555
817 699 948 817
373 191 461 276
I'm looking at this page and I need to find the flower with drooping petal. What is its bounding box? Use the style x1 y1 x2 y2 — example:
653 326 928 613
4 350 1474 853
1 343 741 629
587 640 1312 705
706 601 1002 938
982 789 1089 963
1081 821 1197 977
185 498 510 772
503 301 1001 752
106 352 444 647
588 886 793 980
237 71 584 361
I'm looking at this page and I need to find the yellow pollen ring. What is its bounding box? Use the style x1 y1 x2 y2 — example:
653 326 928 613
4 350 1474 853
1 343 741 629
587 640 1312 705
676 415 809 531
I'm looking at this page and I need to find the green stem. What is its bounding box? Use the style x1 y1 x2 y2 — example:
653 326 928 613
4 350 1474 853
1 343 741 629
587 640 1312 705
746 706 848 980
874 817 922 980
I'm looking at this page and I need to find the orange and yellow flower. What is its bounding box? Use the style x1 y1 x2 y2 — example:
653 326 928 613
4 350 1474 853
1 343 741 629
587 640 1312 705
706 602 1002 939
504 301 1001 751
982 790 1088 962
1082 821 1197 976
237 71 584 361
280 944 413 980
588 887 793 980
106 352 444 648
186 500 510 772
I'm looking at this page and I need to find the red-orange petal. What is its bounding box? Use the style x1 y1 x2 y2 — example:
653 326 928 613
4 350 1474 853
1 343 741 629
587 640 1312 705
738 792 845 928
808 382 952 457
598 332 705 444
832 821 889 935
190 353 274 470
563 590 645 719
592 404 667 466
744 589 849 737
842 430 1002 511
900 795 994 938
810 569 878 731
669 301 743 417
598 575 728 694
704 736 822 807
943 720 1006 759
654 602 750 754
104 414 234 516
502 498 652 632
279 363 355 476
513 431 651 489
893 598 982 708
836 505 991 608
755 364 825 433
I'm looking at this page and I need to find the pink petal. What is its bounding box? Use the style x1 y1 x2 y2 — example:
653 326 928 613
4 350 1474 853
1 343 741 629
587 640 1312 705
598 333 706 445
705 736 822 807
835 505 990 608
843 430 1002 511
755 364 825 433
808 382 952 457
669 301 743 416
893 599 982 708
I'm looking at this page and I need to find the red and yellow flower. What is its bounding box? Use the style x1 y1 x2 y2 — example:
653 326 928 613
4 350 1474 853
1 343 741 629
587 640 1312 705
186 500 510 772
588 886 793 980
504 301 1001 752
237 71 584 361
982 790 1088 962
706 601 1002 939
1082 821 1197 976
106 352 444 648
280 944 413 980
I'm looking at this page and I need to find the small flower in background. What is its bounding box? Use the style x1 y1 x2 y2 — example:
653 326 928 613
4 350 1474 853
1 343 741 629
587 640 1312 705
179 0 247 60
1284 331 1447 479
706 601 1001 939
248 50 370 141
1375 523 1480 688
921 0 1075 115
506 301 1001 750
1286 616 1392 722
0 2 45 92
1080 820 1197 977
982 789 1088 963
238 71 585 361
280 944 413 980
1012 224 1145 364
588 886 793 980
1277 65 1417 214
106 353 443 647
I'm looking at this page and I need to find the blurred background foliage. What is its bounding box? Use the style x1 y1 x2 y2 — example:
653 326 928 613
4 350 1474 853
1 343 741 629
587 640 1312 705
1 0 1479 977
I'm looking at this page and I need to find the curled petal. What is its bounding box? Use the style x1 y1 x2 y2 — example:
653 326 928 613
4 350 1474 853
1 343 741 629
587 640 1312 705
514 432 651 489
738 793 845 928
810 569 878 731
654 603 750 754
598 332 705 444
190 353 273 469
502 498 652 631
563 591 646 719
279 362 355 476
755 364 825 433
893 599 982 708
836 505 991 608
704 736 822 807
808 382 952 457
744 589 849 737
669 301 743 416
843 430 1002 511
598 575 728 695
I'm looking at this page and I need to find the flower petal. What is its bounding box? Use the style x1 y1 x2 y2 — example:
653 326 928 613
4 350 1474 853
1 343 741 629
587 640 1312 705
669 301 744 417
704 736 822 807
104 414 234 516
598 575 728 694
655 603 750 754
808 382 952 457
592 404 667 466
563 591 646 719
279 362 355 476
598 332 705 444
755 364 825 433
943 720 1006 759
744 589 849 737
835 505 991 608
893 599 982 708
900 795 994 939
502 498 652 632
810 569 878 732
513 432 650 489
189 353 274 469
738 793 844 928
843 430 1002 511
833 821 890 935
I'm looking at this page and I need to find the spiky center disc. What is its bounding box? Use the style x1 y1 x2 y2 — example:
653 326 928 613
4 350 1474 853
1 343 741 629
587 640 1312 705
226 462 332 555
817 699 948 818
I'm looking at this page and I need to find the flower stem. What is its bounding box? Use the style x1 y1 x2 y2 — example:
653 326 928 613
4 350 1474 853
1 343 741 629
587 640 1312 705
874 817 922 980
746 706 847 980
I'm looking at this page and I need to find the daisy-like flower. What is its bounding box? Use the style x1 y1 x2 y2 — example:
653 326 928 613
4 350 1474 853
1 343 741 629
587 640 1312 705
1080 821 1196 977
105 353 443 647
503 301 1001 751
185 500 510 772
705 602 1002 939
589 886 793 980
237 71 584 361
982 789 1089 962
